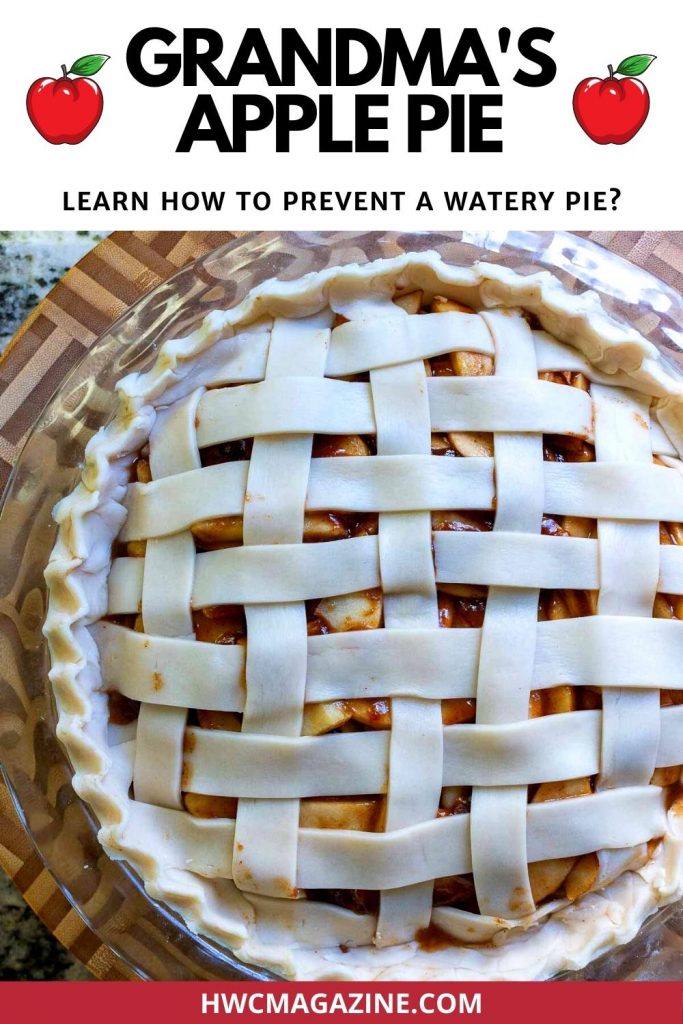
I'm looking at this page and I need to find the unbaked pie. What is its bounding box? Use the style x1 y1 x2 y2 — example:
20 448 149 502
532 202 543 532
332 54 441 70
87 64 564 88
44 252 683 980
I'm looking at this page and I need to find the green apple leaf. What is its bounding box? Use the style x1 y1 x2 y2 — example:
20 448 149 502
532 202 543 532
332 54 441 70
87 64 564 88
68 54 110 77
615 54 657 77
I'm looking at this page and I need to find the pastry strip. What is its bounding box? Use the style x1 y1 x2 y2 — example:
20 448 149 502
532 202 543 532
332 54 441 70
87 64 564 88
469 311 544 919
592 386 661 788
132 390 204 809
121 457 683 540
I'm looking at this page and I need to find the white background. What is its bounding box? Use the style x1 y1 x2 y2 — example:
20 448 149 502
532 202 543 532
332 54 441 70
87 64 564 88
0 0 680 229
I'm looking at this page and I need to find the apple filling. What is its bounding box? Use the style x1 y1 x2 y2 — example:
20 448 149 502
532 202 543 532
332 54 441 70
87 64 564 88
109 290 682 920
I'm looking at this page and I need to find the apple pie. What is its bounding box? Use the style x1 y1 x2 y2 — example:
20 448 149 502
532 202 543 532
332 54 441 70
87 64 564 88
44 252 683 980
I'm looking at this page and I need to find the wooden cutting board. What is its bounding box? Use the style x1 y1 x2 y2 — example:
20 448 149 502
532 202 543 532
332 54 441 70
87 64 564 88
1 229 683 979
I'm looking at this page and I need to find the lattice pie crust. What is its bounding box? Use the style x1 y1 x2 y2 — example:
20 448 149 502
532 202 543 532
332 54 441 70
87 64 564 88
44 253 683 980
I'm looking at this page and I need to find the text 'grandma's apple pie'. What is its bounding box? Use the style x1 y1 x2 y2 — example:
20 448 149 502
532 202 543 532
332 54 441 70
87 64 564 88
44 253 683 981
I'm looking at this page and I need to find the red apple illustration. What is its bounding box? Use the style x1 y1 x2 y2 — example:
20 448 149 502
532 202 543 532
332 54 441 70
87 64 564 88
27 54 109 145
573 54 656 145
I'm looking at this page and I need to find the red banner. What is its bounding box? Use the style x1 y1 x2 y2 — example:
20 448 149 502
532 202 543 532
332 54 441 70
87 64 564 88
0 982 681 1023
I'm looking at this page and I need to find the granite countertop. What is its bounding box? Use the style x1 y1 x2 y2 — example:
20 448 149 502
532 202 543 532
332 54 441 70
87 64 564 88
0 230 103 980
0 231 105 353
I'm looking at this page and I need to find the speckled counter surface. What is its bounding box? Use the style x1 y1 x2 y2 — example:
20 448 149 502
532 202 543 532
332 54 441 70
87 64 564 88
0 230 102 979
0 231 105 353
0 873 91 980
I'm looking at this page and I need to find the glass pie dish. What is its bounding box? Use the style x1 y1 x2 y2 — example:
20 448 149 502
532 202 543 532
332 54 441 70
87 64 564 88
1 230 683 980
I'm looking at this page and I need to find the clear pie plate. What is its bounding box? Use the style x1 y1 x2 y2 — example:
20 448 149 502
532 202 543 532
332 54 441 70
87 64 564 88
1 230 683 981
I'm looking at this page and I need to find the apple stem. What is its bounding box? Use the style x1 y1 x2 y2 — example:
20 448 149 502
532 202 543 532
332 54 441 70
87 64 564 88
61 64 68 78
607 63 614 78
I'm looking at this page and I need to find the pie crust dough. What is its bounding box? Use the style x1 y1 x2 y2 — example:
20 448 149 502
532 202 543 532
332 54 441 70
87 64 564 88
44 253 683 980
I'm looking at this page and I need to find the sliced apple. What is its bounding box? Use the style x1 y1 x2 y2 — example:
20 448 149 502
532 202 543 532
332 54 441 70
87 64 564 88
183 792 238 818
543 590 595 620
302 701 352 736
135 458 152 483
546 435 595 463
543 685 576 716
312 434 370 458
428 355 456 377
442 698 476 725
315 589 382 632
430 295 474 315
563 589 596 618
528 857 576 903
431 433 454 455
300 797 383 831
664 522 683 546
431 510 492 533
347 514 379 537
303 512 349 542
571 373 590 392
651 766 681 787
437 583 488 601
539 371 567 386
451 351 494 377
393 289 423 314
437 591 457 628
654 594 675 619
438 594 486 629
126 539 147 558
528 691 544 718
564 852 599 901
202 603 244 621
192 516 243 546
349 698 391 729
197 710 242 731
561 516 596 538
539 371 589 392
532 776 592 803
193 606 245 645
447 432 494 458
